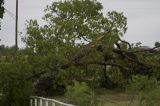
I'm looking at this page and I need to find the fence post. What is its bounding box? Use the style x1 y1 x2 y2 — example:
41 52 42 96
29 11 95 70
40 98 43 106
30 96 74 106
30 99 33 106
34 98 37 106
45 100 48 106
52 102 55 106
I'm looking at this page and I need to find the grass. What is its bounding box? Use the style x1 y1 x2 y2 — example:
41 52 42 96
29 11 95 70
95 88 138 106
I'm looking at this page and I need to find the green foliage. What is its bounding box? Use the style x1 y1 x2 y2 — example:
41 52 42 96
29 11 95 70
23 0 128 92
0 55 33 106
0 0 4 19
98 67 125 89
65 81 97 106
155 41 160 47
0 0 4 30
140 86 160 106
126 75 160 106
0 45 17 55
126 75 158 94
24 0 127 54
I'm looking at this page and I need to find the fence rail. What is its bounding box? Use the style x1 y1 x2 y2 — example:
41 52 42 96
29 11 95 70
30 96 74 106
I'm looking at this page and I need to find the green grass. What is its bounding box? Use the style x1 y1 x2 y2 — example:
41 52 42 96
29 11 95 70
95 88 138 106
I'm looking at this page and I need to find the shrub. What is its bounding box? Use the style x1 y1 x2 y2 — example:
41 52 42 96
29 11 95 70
0 56 33 106
126 75 160 106
126 75 158 94
65 81 97 106
140 86 160 106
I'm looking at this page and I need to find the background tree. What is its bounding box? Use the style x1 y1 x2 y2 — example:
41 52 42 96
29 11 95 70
155 41 160 47
0 0 4 30
0 0 4 18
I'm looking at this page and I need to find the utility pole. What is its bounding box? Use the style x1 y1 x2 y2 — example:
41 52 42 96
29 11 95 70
15 0 18 50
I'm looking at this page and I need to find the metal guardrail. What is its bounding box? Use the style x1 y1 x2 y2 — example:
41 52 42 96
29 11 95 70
30 96 74 106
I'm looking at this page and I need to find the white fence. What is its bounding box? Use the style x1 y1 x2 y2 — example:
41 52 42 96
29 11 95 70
30 96 74 106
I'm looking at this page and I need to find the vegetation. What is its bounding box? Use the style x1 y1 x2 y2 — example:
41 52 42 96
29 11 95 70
126 75 160 106
0 53 33 106
65 81 97 106
0 0 4 29
0 0 4 18
0 0 160 105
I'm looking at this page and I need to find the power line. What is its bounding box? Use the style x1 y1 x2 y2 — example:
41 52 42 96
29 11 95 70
4 4 18 50
5 8 16 20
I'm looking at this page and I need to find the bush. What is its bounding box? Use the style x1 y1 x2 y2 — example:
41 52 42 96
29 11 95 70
140 86 160 106
126 75 160 106
0 79 32 106
126 75 158 94
65 81 97 106
0 56 33 106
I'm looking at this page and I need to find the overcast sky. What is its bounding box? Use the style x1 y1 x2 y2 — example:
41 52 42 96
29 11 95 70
0 0 160 47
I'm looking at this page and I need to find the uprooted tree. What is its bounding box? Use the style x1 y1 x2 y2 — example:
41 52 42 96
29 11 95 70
22 0 160 93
